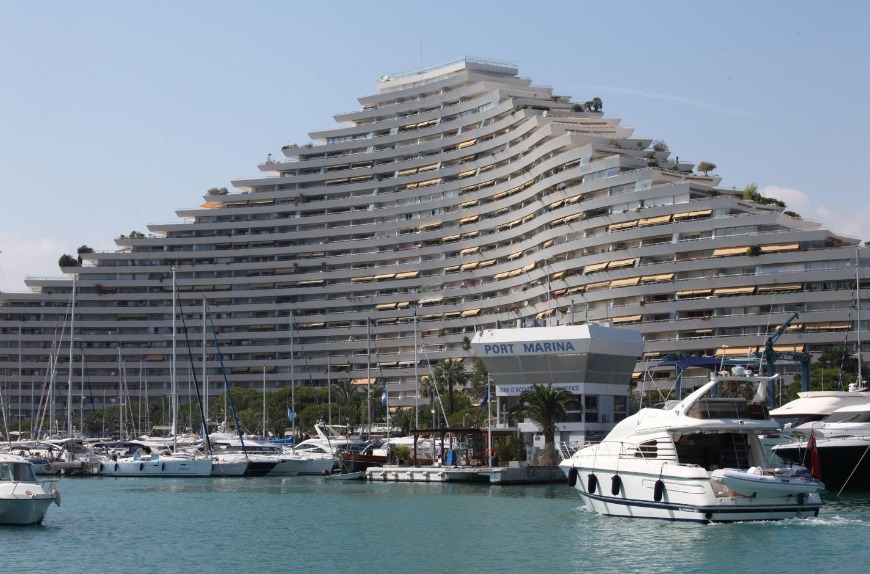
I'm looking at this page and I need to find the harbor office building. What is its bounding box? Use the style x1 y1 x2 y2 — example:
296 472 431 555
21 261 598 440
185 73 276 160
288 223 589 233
471 325 644 444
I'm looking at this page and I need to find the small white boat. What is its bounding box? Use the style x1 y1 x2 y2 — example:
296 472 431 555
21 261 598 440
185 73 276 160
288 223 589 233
322 470 365 481
0 453 61 525
714 467 824 497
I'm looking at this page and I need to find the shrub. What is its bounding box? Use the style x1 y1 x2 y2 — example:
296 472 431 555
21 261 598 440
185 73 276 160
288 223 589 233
58 254 79 268
652 139 669 152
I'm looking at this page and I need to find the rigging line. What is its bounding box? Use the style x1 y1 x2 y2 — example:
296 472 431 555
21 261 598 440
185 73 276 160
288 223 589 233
838 287 857 391
295 336 327 427
207 309 247 456
837 440 870 496
416 335 449 427
175 292 211 454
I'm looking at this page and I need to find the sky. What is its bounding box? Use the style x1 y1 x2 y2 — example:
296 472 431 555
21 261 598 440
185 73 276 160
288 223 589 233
1 1 868 292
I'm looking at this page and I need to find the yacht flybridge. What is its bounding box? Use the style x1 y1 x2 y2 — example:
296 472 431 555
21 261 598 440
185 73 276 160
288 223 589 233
560 366 824 523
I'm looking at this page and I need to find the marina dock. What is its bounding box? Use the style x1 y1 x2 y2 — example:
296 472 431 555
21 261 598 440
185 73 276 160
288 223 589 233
365 462 563 484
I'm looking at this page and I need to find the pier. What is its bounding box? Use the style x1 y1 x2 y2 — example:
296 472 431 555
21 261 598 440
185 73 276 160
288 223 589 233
364 462 563 484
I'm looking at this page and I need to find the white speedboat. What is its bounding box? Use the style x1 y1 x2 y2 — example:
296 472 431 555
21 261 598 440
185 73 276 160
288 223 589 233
0 453 61 525
560 367 824 523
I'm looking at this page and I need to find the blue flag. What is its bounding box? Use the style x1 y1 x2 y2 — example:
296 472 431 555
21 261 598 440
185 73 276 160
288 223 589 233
481 387 489 407
287 408 295 422
381 391 387 406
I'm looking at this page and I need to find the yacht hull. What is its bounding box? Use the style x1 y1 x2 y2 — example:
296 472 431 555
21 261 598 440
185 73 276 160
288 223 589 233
0 496 55 526
562 464 822 523
774 437 870 491
99 457 213 477
211 461 248 477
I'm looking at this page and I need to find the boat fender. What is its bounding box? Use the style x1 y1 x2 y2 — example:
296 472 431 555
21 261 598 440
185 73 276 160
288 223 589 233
567 467 578 487
653 479 665 502
587 473 598 494
139 463 144 471
796 493 806 505
99 463 104 472
161 462 165 471
114 463 119 471
611 474 622 496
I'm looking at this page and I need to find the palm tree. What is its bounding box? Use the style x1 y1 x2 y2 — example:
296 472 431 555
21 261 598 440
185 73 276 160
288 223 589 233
591 97 603 112
331 378 363 427
510 383 577 465
433 359 469 416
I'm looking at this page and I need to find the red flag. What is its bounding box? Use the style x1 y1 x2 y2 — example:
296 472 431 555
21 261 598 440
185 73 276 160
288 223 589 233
807 430 821 479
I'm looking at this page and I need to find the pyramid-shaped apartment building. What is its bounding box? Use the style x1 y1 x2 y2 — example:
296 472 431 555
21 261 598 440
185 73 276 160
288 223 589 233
0 57 866 422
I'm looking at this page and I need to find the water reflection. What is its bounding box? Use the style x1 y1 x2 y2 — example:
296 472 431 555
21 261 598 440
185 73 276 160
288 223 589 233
821 491 870 517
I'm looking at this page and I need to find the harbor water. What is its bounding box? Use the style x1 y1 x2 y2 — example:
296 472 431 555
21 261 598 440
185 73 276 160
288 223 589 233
3 477 870 574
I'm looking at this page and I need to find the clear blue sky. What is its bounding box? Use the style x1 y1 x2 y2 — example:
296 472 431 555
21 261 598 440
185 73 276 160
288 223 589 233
1 1 868 291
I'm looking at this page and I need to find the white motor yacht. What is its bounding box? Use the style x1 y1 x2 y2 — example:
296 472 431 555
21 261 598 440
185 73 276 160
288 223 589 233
560 367 824 523
762 390 870 463
773 403 870 491
0 453 61 525
207 435 335 476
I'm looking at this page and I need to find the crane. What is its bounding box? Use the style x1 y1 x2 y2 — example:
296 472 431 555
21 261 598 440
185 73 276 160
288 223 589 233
755 312 811 405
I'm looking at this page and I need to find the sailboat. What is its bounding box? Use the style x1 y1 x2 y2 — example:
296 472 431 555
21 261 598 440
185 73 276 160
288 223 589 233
99 269 212 477
278 310 336 476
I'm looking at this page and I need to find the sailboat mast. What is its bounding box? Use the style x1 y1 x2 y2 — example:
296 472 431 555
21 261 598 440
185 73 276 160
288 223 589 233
327 351 332 426
367 316 372 438
66 275 76 438
80 350 85 436
414 306 419 429
171 267 177 451
290 308 295 448
858 249 863 387
262 365 266 438
202 297 208 427
118 348 124 440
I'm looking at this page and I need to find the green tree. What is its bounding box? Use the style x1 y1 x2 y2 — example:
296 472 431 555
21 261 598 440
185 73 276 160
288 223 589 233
433 358 469 416
510 383 577 465
468 356 489 401
58 253 79 268
591 97 603 112
331 378 363 427
651 139 669 152
698 161 717 176
742 182 759 200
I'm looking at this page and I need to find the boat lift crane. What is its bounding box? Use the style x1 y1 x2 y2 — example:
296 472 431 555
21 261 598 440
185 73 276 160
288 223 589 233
754 312 811 406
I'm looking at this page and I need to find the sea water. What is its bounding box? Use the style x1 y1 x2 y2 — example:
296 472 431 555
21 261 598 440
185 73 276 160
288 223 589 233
2 477 870 574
